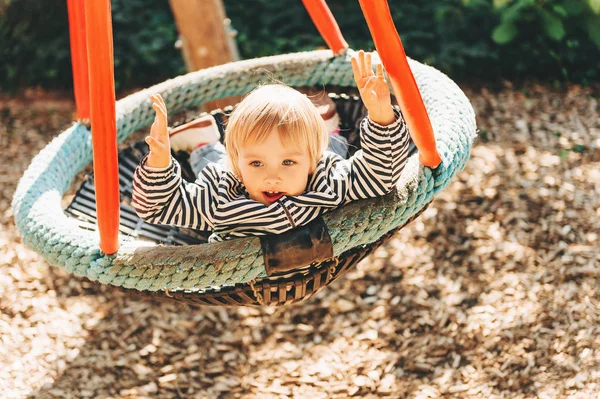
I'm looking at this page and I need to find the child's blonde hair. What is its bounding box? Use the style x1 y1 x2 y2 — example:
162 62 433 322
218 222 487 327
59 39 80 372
224 84 329 177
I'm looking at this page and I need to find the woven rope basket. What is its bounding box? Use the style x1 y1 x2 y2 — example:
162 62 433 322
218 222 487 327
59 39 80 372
12 49 476 306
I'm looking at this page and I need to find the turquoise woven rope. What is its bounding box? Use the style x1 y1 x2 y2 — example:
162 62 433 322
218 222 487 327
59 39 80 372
12 49 476 292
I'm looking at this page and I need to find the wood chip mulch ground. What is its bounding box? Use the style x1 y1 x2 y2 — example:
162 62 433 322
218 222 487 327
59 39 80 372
1 82 599 399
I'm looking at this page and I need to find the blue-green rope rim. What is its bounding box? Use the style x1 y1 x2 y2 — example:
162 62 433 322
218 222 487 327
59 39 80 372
12 49 477 292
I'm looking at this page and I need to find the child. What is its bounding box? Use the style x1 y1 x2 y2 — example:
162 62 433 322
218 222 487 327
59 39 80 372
133 50 410 243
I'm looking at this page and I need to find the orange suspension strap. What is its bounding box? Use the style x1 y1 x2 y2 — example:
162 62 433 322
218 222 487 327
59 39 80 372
66 0 90 120
302 0 348 55
84 0 120 254
358 0 442 168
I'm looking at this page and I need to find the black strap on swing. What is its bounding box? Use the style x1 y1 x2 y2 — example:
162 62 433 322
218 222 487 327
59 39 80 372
260 216 333 276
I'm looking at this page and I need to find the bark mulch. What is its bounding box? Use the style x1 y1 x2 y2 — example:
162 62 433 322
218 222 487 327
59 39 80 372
1 83 599 398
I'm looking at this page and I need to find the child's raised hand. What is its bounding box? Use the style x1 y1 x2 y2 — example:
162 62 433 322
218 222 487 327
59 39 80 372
145 94 171 168
351 50 395 126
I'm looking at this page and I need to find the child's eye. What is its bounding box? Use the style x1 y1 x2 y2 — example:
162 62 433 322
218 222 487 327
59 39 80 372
283 160 296 166
250 161 262 167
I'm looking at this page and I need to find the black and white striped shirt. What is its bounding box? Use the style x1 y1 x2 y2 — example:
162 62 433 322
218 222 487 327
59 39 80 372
133 108 409 242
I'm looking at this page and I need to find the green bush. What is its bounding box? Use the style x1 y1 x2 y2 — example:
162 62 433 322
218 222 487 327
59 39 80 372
0 0 184 91
223 0 600 83
0 0 71 91
468 0 600 82
0 0 599 91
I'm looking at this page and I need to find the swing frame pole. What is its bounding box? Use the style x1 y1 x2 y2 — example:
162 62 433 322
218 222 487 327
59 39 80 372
302 0 348 55
358 0 442 168
66 0 90 121
82 0 120 254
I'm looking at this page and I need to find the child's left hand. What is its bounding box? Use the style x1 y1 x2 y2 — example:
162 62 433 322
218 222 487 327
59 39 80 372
351 50 395 126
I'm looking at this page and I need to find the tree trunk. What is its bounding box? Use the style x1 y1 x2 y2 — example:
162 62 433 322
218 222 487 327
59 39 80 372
169 0 239 110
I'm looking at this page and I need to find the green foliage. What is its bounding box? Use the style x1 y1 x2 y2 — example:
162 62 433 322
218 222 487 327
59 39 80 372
223 1 498 81
223 0 600 83
0 0 598 91
0 0 184 91
0 0 71 91
469 0 600 82
109 0 185 89
480 0 600 47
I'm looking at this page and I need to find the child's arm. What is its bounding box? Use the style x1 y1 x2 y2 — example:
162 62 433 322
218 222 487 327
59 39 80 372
131 94 217 231
334 50 410 201
132 157 219 231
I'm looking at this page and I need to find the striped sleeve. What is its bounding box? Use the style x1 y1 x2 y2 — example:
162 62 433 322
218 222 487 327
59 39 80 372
331 107 410 203
132 155 217 231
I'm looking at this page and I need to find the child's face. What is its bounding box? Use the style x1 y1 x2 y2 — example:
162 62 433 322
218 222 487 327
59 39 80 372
238 128 313 206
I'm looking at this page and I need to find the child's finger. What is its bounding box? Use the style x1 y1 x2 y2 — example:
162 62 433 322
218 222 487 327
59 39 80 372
152 103 167 122
156 94 167 111
150 95 159 110
149 120 160 141
150 117 157 134
151 94 161 108
159 99 168 119
152 99 167 117
145 135 159 148
150 116 167 142
151 94 167 116
146 135 167 150
358 50 367 76
351 56 362 83
376 63 385 80
366 52 373 76
152 106 165 129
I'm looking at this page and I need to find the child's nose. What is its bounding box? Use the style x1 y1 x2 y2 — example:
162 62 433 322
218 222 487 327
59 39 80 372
264 171 282 185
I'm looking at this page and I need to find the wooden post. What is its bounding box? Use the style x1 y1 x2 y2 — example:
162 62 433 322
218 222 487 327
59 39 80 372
169 0 239 110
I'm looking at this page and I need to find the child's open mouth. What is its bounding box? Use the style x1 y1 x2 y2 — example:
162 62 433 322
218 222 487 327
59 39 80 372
262 191 284 202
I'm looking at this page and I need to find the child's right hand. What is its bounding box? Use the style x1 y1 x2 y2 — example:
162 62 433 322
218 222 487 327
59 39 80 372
145 94 171 168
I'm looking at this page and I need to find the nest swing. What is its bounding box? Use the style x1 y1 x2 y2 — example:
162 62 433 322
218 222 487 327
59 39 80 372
12 0 476 306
